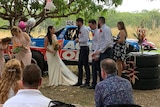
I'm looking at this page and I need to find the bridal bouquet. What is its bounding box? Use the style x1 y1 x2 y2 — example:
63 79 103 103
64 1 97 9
12 44 23 54
52 39 63 56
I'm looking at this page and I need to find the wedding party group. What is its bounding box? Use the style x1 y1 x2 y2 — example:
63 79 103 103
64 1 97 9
0 16 138 107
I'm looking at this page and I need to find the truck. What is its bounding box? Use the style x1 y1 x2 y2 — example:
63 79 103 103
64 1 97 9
5 25 156 74
30 25 139 72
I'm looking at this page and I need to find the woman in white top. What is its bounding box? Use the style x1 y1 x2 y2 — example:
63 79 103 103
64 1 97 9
44 26 77 86
0 59 22 104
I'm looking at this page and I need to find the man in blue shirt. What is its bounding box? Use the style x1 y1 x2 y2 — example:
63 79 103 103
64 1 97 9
95 58 134 107
73 18 90 87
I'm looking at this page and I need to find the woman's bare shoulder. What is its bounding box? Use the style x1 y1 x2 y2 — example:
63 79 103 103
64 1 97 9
53 34 57 37
120 30 126 35
120 29 125 32
44 36 48 39
44 36 48 42
23 32 29 36
53 34 57 39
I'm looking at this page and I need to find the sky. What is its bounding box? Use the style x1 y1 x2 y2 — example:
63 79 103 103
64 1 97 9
115 0 160 12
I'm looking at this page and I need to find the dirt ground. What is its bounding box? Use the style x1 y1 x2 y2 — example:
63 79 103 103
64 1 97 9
40 75 160 107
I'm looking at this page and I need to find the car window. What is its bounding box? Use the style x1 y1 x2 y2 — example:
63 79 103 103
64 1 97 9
64 28 78 40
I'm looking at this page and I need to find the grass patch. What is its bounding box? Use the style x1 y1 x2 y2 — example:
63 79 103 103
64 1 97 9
41 73 160 107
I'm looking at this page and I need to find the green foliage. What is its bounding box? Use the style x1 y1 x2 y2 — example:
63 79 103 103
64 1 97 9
104 10 160 29
112 0 123 7
0 0 122 30
1 4 160 32
0 18 9 26
25 10 160 31
30 1 43 10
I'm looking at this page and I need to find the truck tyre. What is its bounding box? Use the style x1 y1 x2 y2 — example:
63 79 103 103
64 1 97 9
136 54 160 67
133 78 160 90
31 50 45 75
136 67 160 79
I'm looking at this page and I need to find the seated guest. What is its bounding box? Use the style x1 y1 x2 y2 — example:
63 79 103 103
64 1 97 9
95 58 134 107
0 59 22 104
3 64 51 107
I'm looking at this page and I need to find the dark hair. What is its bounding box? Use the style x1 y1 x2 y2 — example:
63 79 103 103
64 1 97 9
23 64 41 88
88 19 96 24
47 26 53 45
117 21 128 38
100 58 117 74
76 18 83 24
99 16 105 24
48 101 75 107
1 37 12 44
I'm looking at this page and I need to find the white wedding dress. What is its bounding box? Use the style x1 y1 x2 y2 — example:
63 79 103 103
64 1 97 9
46 36 77 86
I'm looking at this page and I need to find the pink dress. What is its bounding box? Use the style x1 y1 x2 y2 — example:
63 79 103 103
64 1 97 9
0 44 7 76
12 35 31 67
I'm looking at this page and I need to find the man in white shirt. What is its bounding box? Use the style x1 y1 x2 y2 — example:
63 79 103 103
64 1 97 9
95 16 113 61
73 18 90 87
3 64 51 107
88 19 102 89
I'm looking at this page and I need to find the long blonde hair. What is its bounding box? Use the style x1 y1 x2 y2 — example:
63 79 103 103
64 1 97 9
11 26 22 36
0 59 22 103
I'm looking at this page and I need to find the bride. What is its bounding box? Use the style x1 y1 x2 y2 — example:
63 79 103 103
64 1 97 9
44 26 78 86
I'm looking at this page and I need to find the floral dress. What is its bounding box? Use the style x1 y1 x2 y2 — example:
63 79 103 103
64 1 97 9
113 34 126 61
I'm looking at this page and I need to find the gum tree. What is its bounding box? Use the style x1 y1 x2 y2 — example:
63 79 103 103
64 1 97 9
0 0 122 29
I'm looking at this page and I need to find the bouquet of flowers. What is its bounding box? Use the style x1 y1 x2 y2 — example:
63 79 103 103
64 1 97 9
52 39 63 56
12 44 23 54
133 26 146 54
133 26 146 44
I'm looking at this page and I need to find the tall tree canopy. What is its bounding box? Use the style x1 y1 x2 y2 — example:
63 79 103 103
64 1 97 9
0 0 122 29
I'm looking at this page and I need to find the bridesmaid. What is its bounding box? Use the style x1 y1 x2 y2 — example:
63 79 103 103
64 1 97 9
11 26 32 69
0 37 12 78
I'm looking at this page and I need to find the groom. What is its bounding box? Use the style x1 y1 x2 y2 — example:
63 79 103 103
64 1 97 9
73 18 90 87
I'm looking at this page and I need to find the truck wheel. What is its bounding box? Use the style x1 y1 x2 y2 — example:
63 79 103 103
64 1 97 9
136 54 160 67
136 67 160 79
133 78 160 90
31 50 45 75
31 58 37 64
